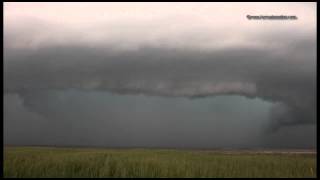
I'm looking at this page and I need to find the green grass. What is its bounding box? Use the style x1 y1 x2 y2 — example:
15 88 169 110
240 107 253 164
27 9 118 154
4 146 316 178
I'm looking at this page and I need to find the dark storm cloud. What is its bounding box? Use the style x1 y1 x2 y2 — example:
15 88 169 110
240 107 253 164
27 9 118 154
4 34 316 131
4 2 316 148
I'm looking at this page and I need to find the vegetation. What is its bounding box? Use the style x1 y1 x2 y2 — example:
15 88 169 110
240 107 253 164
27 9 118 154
4 146 316 178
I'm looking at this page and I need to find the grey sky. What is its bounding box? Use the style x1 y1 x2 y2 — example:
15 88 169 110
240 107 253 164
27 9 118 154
3 2 317 149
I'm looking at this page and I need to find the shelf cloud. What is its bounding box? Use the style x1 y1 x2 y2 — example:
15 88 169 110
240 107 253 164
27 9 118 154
4 2 316 148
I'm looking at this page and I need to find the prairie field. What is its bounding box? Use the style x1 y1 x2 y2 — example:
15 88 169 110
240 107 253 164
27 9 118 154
4 146 316 178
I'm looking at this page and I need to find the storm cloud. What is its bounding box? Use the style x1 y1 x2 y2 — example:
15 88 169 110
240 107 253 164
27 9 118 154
4 2 317 148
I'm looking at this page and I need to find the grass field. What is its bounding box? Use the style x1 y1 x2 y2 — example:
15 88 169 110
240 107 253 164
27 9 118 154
4 146 316 178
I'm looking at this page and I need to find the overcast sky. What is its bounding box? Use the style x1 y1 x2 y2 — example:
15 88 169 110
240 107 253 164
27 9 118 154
4 2 317 149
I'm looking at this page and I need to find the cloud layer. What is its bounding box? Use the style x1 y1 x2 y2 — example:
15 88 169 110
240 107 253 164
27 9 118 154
4 2 317 148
